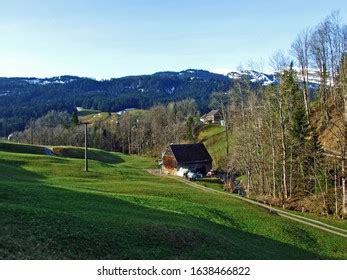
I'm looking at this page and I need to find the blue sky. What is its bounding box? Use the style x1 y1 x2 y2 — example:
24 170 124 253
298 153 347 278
0 0 346 79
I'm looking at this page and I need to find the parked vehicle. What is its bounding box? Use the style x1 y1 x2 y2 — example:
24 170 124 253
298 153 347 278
177 167 189 177
187 171 197 181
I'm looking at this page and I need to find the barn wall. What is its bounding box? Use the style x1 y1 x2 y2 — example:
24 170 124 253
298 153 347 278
162 166 177 175
202 114 222 124
162 147 177 175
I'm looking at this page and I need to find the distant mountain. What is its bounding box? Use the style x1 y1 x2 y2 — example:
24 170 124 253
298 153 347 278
23 75 81 85
152 69 230 82
0 75 83 87
0 69 316 136
225 70 278 86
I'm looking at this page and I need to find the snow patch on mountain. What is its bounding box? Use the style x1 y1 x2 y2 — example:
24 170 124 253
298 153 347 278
223 70 278 86
216 68 321 87
294 68 327 86
24 76 78 85
166 86 175 94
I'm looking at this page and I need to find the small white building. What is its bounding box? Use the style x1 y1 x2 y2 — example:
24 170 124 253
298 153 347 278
200 109 223 124
7 133 15 141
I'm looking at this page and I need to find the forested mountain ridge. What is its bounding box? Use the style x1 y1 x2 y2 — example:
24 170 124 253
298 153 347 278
0 68 321 136
0 69 283 135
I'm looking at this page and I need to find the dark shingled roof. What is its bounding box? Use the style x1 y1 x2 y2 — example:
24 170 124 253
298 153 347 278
169 143 212 163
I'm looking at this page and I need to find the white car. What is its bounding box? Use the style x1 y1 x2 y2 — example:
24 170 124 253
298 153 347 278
187 171 197 181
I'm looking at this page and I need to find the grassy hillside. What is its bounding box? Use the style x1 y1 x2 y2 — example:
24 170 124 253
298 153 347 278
78 111 117 124
0 142 346 259
197 124 232 168
310 99 343 152
310 57 346 152
78 109 147 125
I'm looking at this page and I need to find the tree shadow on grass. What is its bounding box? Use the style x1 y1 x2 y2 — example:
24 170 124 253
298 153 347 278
52 146 124 164
0 158 46 182
0 143 46 155
0 169 340 260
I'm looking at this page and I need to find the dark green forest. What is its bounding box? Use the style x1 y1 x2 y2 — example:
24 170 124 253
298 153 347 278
0 70 235 135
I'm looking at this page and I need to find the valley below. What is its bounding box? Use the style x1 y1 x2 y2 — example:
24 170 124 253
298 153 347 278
0 143 346 259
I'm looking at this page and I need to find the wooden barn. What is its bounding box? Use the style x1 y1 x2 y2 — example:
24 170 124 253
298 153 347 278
161 143 212 176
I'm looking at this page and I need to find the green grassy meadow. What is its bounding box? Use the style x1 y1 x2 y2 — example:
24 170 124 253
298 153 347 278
0 142 346 259
78 109 147 125
197 124 233 168
79 112 116 124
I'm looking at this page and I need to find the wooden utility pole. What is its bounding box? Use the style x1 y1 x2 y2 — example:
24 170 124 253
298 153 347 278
75 107 90 172
84 123 89 172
